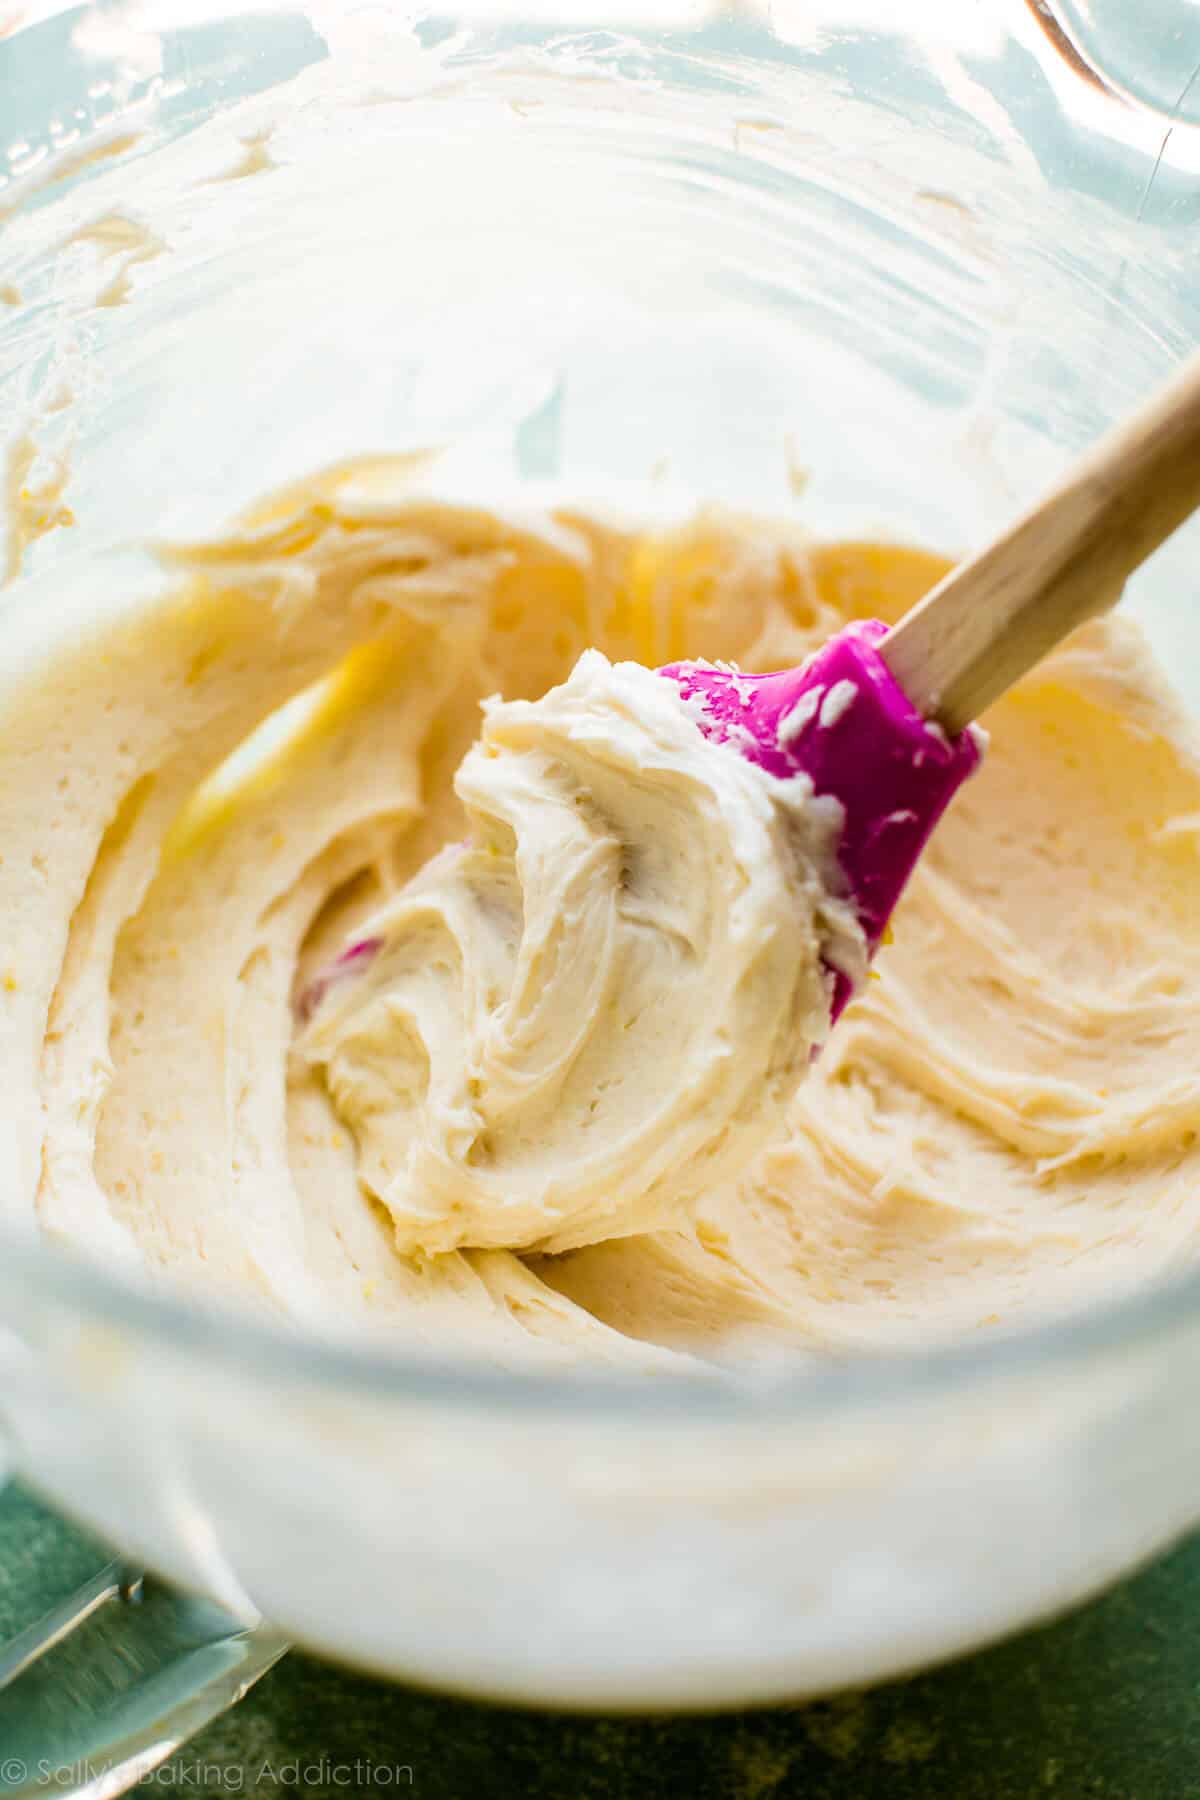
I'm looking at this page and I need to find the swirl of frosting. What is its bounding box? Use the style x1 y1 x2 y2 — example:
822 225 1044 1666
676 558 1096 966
298 649 865 1256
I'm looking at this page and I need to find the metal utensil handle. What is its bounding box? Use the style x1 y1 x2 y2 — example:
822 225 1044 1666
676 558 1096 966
0 1560 288 1800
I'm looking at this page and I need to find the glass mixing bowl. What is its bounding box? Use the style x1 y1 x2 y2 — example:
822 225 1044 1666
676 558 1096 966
1 0 1199 1708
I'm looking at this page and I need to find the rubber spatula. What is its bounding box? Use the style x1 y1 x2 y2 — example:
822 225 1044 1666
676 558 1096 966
659 348 1200 1018
302 353 1200 1029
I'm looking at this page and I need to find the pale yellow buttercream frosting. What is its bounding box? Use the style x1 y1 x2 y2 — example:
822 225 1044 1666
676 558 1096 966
3 456 1198 1366
299 649 863 1258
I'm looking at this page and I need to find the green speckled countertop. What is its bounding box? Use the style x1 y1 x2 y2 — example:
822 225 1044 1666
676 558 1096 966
3 1486 1200 1798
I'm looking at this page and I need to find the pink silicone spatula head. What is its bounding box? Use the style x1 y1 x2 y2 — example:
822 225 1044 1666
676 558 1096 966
659 619 983 1019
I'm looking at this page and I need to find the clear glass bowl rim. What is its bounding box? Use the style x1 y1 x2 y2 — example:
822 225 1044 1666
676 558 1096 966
4 1217 1198 1423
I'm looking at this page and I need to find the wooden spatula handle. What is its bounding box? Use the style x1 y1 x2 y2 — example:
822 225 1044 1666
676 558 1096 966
881 349 1200 733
